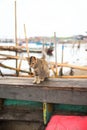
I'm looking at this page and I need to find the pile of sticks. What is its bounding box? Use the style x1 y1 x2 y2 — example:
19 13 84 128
1 52 87 78
0 45 25 52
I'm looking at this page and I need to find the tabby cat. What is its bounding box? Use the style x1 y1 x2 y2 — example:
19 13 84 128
27 56 49 84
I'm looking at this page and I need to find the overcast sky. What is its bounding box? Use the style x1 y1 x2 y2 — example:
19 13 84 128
0 0 87 38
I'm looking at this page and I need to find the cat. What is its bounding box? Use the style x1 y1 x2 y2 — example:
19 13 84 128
27 56 49 84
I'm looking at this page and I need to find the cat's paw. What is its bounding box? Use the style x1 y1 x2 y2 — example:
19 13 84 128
40 78 44 81
33 79 37 84
36 80 41 84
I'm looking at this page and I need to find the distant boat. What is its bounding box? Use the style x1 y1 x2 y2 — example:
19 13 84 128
44 42 54 56
20 42 54 55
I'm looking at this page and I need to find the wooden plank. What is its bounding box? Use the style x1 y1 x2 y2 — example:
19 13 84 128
0 77 87 105
0 109 43 122
43 103 53 124
0 77 87 90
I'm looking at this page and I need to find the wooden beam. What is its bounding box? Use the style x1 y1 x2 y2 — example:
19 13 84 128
0 53 26 60
0 63 32 74
43 103 53 124
0 77 87 105
0 108 43 122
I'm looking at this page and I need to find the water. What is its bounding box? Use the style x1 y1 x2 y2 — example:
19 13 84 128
0 42 87 75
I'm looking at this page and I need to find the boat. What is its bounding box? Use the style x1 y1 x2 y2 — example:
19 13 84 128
21 41 54 55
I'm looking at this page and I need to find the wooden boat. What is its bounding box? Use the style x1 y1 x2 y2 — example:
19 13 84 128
21 41 54 54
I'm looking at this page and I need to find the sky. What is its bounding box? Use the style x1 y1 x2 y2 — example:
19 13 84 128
0 0 87 38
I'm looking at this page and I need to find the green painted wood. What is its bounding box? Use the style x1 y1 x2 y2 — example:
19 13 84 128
3 99 87 125
43 103 53 124
54 104 87 113
4 99 43 108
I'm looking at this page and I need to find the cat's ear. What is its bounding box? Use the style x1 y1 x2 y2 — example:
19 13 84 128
31 56 36 60
26 56 36 62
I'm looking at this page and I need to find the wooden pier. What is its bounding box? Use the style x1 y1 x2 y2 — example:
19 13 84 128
0 77 87 125
0 77 87 105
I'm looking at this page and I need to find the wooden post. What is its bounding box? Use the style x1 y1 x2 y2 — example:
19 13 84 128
43 103 53 125
42 39 46 59
14 1 18 76
17 54 23 75
24 24 32 74
54 32 58 76
0 69 4 77
59 43 64 76
24 24 29 57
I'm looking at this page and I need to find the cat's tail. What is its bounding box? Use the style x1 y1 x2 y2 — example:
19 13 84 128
41 48 47 59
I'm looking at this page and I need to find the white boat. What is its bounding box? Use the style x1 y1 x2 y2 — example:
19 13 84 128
21 42 54 54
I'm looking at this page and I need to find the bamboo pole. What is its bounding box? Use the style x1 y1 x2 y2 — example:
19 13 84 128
17 54 23 75
1 52 87 71
14 1 18 76
24 24 32 74
1 52 87 72
0 63 32 74
51 62 87 71
1 61 87 78
51 75 87 79
0 45 23 52
59 43 64 76
54 32 58 76
0 69 4 77
24 24 29 57
2 74 33 77
0 53 26 60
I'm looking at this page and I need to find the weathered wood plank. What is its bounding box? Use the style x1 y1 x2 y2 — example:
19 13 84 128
0 109 43 122
0 77 87 105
